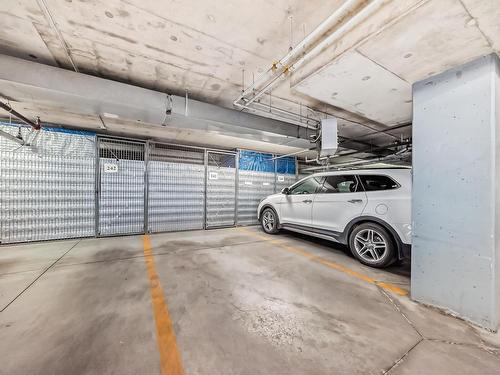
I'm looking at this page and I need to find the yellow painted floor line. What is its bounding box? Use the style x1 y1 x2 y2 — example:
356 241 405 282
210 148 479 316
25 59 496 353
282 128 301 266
143 235 184 375
239 227 409 296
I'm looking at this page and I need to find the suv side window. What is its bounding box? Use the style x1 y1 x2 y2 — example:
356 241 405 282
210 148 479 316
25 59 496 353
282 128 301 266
289 177 324 195
358 175 399 191
318 175 359 193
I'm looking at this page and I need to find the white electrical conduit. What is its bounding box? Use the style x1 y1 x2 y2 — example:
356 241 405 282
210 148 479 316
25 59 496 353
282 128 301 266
235 0 390 110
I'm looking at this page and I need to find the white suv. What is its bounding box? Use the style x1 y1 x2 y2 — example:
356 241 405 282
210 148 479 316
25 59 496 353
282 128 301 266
257 169 411 268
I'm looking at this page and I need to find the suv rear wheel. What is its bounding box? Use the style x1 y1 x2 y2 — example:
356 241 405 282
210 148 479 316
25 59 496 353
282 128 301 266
261 208 279 234
349 222 396 268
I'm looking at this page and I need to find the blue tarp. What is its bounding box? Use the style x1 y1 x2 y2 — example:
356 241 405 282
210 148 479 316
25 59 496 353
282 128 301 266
276 156 296 174
238 150 295 174
239 150 274 172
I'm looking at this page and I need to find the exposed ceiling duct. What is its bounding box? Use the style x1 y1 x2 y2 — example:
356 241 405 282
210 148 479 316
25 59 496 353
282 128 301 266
0 55 313 150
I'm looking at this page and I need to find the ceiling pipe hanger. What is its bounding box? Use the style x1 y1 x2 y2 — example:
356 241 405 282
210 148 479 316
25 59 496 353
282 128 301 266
234 0 390 114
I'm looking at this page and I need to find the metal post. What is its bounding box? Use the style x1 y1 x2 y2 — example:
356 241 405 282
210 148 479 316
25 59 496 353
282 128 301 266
234 150 240 227
295 156 299 181
274 153 278 193
94 136 101 237
144 140 150 233
203 149 208 229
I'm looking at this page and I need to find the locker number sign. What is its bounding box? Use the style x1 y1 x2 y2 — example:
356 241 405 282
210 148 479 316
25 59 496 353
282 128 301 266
104 163 119 173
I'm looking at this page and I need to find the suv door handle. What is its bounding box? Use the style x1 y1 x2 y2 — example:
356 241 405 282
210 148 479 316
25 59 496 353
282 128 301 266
348 199 363 203
302 199 313 204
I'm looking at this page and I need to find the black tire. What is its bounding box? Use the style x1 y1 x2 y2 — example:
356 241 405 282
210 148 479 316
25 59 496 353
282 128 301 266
348 222 396 268
260 208 280 234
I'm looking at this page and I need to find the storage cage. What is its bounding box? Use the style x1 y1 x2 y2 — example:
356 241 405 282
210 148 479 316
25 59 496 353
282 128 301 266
206 151 237 228
0 123 95 243
0 123 298 244
275 156 298 193
97 138 146 236
148 143 205 233
237 151 276 225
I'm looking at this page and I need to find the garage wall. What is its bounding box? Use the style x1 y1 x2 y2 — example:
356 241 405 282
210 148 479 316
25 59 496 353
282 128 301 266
0 124 298 243
0 123 95 243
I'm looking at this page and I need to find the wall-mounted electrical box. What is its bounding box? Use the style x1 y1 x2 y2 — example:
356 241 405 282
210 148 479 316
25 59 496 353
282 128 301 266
320 118 338 157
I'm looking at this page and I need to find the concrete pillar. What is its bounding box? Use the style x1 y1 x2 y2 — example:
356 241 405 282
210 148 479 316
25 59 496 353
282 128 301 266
411 53 500 331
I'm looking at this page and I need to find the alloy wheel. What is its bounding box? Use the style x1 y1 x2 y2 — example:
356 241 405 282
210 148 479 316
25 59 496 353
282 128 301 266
353 228 387 263
262 210 275 232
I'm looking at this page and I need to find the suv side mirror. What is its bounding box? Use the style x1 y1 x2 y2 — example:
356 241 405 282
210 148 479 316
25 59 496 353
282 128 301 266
281 187 291 195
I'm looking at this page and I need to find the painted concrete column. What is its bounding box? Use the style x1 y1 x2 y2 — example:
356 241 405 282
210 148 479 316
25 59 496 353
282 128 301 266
411 54 500 331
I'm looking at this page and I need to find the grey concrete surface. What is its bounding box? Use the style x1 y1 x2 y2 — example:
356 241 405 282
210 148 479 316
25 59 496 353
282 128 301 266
412 54 500 330
0 227 499 374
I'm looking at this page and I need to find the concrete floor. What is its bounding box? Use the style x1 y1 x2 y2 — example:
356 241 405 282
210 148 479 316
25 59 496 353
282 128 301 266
1 226 499 375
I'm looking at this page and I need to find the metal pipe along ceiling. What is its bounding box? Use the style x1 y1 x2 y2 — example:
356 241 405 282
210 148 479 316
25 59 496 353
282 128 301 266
302 151 412 171
234 0 364 104
234 0 390 112
0 101 41 130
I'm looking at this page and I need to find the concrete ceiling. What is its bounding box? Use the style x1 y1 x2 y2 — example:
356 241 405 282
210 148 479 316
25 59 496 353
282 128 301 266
0 0 498 156
293 0 500 126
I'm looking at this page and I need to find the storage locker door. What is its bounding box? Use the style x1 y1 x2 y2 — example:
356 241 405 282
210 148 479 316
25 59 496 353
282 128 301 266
98 139 145 236
236 151 275 226
237 170 275 225
206 151 236 228
275 156 298 194
0 124 95 243
275 174 298 194
148 144 205 233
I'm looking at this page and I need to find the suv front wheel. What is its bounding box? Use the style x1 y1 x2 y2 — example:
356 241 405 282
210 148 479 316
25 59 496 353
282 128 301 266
349 222 396 268
261 208 280 234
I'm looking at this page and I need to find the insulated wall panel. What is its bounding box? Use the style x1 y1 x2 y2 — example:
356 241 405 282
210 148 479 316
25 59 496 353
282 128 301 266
206 152 236 228
0 124 95 243
237 171 275 225
148 144 205 233
98 139 145 236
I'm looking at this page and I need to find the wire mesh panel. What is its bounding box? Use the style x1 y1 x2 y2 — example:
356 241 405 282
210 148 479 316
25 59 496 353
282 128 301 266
148 143 205 232
236 151 275 225
0 123 95 243
98 138 145 236
275 173 298 193
275 156 298 193
206 151 236 228
237 170 275 225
